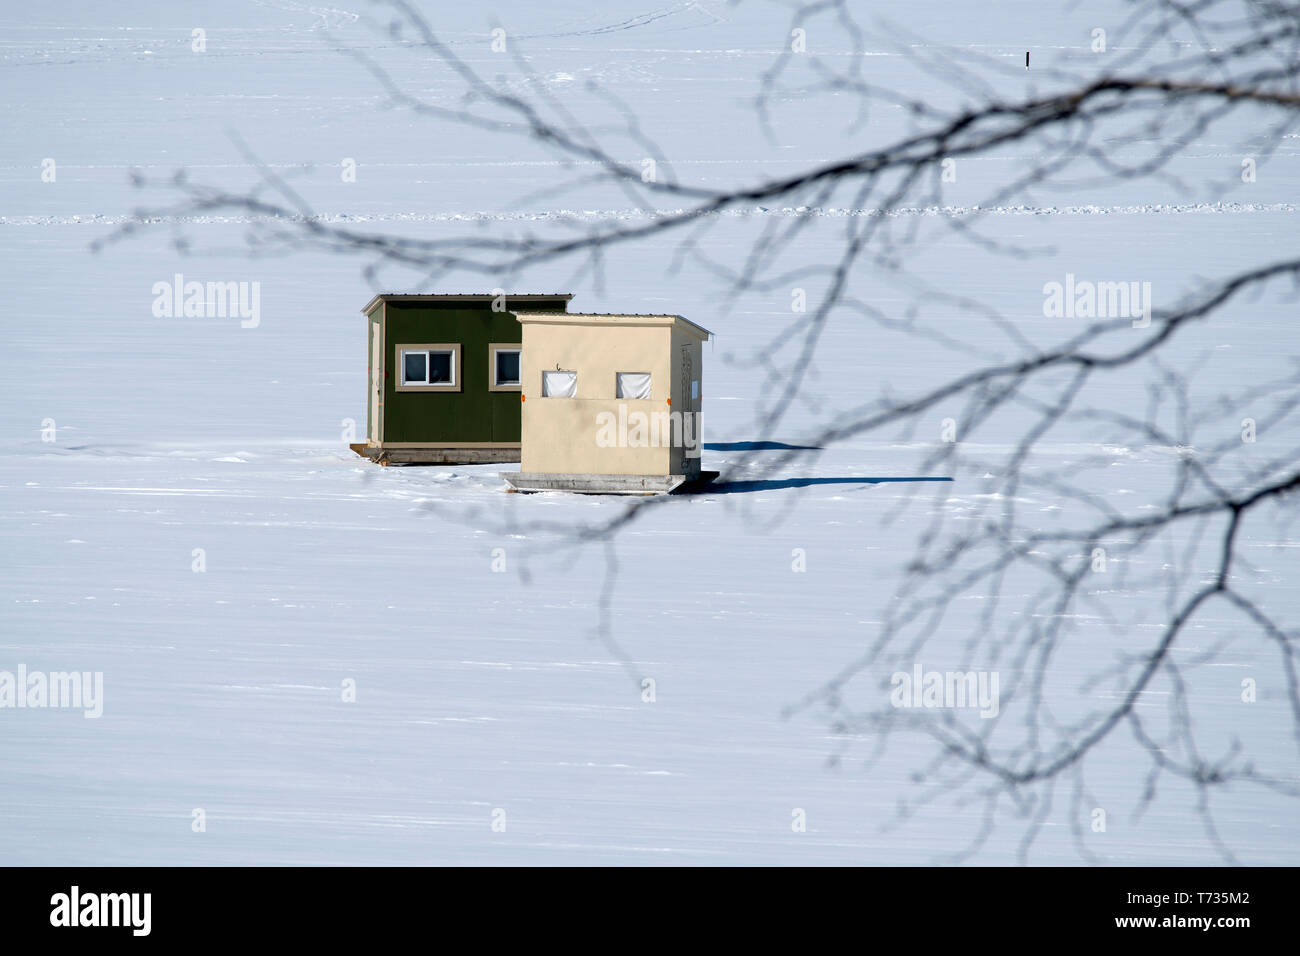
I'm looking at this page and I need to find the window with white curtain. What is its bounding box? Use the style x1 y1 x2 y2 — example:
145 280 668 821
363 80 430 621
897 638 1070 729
615 372 652 400
542 370 577 397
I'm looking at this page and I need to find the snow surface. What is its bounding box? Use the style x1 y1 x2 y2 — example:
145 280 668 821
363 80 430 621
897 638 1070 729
2 0 1298 864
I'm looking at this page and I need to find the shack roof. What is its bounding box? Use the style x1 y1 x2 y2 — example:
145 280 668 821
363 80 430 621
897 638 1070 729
361 293 574 315
513 311 712 340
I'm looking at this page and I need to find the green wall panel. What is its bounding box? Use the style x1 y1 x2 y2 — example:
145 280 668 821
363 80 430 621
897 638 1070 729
381 299 565 444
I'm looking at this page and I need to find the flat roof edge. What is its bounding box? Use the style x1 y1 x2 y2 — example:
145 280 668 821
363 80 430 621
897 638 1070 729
514 311 713 339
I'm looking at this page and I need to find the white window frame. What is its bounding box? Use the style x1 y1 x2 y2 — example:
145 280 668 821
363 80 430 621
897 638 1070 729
395 343 461 392
488 344 522 392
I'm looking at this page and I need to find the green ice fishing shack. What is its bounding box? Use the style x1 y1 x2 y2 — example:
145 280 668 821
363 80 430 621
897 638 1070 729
351 293 573 464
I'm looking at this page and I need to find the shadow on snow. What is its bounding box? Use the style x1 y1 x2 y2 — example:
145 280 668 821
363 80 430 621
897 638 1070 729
703 476 952 494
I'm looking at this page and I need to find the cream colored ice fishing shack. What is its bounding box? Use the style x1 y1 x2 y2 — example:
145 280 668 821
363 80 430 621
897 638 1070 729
503 312 713 493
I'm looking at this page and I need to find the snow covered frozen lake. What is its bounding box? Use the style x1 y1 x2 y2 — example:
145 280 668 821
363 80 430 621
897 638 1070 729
2 0 1297 864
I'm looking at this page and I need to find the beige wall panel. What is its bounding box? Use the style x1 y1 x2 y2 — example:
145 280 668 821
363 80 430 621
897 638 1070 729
518 315 707 476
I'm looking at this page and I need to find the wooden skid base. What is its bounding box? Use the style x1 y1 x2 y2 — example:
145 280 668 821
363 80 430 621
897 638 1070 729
350 443 520 465
500 471 719 495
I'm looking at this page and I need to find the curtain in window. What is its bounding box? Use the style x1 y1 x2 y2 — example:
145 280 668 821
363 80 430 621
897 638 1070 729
616 372 652 400
542 370 577 397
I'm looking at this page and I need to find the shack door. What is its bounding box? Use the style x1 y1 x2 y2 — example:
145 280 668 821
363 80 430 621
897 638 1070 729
369 316 382 443
680 344 695 414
